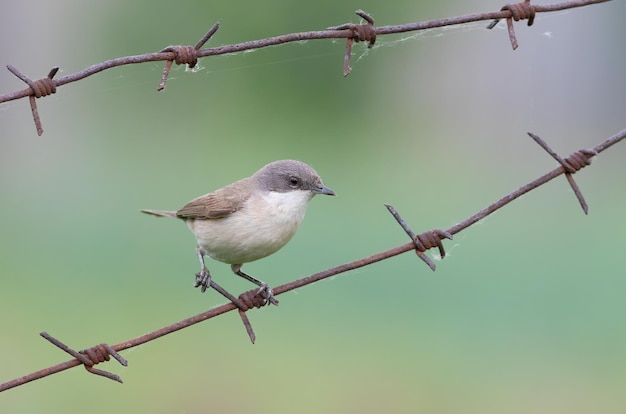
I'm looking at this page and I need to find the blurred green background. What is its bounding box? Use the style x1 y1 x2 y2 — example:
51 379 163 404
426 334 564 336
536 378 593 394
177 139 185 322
1 0 625 412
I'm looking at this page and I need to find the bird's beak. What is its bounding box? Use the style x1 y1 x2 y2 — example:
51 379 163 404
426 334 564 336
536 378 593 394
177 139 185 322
314 184 336 196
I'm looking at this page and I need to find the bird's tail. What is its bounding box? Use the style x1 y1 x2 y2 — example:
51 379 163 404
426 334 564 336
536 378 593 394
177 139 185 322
141 209 178 218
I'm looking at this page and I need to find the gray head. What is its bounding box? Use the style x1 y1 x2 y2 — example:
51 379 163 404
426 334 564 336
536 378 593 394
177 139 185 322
253 160 335 196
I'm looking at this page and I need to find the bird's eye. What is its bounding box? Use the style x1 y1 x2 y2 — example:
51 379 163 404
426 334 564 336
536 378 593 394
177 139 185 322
289 176 300 187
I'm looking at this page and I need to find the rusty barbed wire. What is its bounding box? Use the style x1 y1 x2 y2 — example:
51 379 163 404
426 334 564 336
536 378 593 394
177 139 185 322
487 0 537 49
1 127 624 393
0 0 611 135
0 0 618 394
157 22 220 91
5 66 59 136
385 204 452 271
40 332 127 383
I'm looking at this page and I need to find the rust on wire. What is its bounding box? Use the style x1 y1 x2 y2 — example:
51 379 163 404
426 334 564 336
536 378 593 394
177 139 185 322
158 22 220 91
6 65 59 136
0 126 624 392
40 332 127 384
385 204 452 271
527 132 596 214
487 0 537 50
3 127 622 394
328 9 377 76
207 279 276 344
0 0 620 394
0 1 612 134
203 278 278 344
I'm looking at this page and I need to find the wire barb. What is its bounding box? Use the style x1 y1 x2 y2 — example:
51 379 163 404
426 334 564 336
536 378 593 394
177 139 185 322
164 45 199 67
40 332 127 384
239 288 278 309
487 0 536 50
6 65 59 136
527 132 596 214
385 204 453 271
328 9 377 76
206 280 258 343
158 22 220 91
207 279 278 344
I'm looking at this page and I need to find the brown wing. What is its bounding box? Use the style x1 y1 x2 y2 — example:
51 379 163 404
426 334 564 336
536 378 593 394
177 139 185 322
176 177 253 220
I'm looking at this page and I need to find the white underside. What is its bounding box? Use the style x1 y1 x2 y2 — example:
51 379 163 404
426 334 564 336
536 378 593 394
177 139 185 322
186 190 314 264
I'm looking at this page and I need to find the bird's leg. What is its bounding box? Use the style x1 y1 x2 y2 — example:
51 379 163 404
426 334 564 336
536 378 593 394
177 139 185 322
231 264 277 306
194 247 211 293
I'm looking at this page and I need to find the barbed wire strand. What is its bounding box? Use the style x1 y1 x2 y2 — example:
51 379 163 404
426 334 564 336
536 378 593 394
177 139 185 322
0 0 618 392
0 0 611 135
1 127 624 393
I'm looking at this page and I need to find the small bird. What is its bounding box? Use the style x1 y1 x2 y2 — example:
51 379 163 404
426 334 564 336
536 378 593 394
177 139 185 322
142 160 335 304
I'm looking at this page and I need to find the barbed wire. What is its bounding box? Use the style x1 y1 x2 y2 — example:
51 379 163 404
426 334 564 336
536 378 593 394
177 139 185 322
0 0 611 135
0 0 620 394
1 127 623 392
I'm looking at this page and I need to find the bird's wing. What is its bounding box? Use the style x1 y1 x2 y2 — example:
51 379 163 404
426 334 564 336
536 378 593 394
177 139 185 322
176 177 252 220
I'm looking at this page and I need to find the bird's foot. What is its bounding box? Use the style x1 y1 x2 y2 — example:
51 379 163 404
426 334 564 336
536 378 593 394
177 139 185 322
258 284 278 306
194 268 211 293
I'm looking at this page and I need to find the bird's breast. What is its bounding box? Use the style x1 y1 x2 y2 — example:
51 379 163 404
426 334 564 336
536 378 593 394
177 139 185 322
187 190 314 264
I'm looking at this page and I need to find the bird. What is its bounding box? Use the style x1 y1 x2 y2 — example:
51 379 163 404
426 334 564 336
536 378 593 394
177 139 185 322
141 159 335 305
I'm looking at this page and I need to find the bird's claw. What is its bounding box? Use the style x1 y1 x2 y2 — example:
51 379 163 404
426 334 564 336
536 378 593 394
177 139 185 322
194 268 211 293
258 284 278 306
